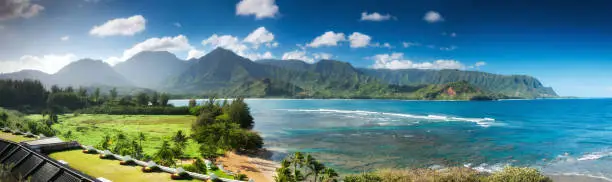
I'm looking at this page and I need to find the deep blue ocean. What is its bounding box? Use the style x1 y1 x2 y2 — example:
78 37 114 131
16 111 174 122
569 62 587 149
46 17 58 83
170 98 612 179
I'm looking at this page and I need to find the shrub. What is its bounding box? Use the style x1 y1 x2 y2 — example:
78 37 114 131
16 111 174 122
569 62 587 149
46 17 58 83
486 166 552 182
233 173 248 180
344 173 382 182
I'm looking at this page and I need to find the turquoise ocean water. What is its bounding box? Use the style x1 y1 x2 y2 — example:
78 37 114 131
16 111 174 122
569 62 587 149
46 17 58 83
170 98 612 179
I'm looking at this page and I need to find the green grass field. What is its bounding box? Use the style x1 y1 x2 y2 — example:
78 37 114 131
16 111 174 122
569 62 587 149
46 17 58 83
49 150 193 182
30 114 202 158
0 132 34 142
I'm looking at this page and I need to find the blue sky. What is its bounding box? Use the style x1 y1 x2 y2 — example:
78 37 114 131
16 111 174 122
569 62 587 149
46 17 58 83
0 0 611 97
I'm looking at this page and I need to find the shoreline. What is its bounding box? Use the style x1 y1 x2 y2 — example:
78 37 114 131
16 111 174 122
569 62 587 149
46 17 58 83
217 152 279 182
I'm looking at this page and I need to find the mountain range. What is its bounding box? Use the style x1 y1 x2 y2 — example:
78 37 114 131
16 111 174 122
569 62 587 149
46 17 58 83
0 48 558 99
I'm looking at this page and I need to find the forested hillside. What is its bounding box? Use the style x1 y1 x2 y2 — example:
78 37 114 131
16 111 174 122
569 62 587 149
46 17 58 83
0 48 557 100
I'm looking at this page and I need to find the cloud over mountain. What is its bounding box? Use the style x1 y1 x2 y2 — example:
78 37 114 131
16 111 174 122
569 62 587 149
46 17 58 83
371 52 464 70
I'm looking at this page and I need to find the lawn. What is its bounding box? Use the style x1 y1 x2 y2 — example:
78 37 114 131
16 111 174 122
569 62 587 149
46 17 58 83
49 150 195 182
34 114 201 158
0 132 34 142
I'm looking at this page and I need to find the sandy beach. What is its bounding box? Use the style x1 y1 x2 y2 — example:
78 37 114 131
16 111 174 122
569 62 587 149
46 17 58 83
217 152 279 182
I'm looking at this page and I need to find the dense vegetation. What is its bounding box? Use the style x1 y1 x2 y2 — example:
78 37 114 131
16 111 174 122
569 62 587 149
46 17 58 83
0 79 180 115
275 152 339 182
343 167 552 182
0 107 55 136
275 152 552 182
190 97 263 160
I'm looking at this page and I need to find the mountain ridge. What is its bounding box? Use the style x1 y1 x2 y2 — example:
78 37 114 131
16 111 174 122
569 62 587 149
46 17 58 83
0 48 557 99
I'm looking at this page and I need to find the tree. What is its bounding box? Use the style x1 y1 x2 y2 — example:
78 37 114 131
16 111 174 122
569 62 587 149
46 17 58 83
112 133 133 155
275 159 295 182
291 152 305 181
136 92 149 106
109 88 118 100
306 154 325 182
154 140 175 167
77 87 87 97
199 145 221 161
0 112 7 122
65 86 74 93
150 92 159 106
188 99 197 108
139 132 146 147
51 85 62 93
98 134 111 150
93 88 101 102
228 97 254 129
320 168 338 182
159 93 170 106
172 130 188 163
274 152 338 182
132 140 143 159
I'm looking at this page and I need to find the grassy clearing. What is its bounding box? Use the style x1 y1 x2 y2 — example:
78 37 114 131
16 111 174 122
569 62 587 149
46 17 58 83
0 132 33 142
49 150 193 182
44 114 201 158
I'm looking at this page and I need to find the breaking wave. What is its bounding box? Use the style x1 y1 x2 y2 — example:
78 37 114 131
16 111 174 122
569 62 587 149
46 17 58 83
277 109 499 127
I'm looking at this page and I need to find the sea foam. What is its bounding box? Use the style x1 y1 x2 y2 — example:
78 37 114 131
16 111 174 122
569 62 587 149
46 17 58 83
278 109 498 127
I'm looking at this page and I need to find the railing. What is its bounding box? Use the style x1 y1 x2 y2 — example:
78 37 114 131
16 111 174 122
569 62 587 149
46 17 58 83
0 138 99 182
86 145 246 182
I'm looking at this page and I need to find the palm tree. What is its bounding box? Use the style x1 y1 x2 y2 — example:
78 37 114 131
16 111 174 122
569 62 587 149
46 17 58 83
320 168 338 182
290 152 305 181
274 159 294 182
305 154 325 182
139 132 146 147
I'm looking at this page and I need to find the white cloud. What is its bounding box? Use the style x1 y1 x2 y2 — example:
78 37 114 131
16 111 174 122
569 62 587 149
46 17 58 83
348 32 371 48
282 50 314 63
187 49 205 59
402 42 419 48
244 51 274 60
439 46 457 51
243 26 277 48
371 52 464 70
423 11 444 23
372 42 393 48
103 35 192 65
468 61 486 69
89 15 146 37
174 22 181 28
236 0 279 19
60 36 69 41
313 53 333 60
202 34 249 54
0 0 44 21
360 12 393 21
0 54 78 74
450 32 457 37
307 31 346 48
